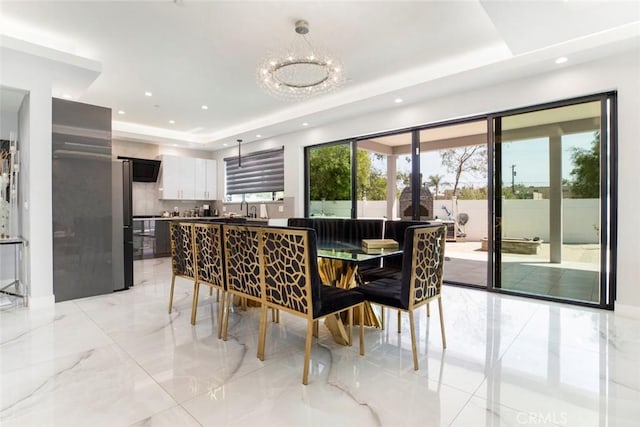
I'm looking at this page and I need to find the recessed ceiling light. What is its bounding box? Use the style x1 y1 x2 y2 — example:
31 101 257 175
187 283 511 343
145 91 153 97
172 144 178 147
555 56 568 64
117 110 125 115
302 122 309 126
394 98 403 104
62 94 72 99
255 134 262 138
168 120 175 124
201 105 209 110
223 143 228 147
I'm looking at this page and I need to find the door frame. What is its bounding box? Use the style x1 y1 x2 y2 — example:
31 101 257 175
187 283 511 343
488 92 617 310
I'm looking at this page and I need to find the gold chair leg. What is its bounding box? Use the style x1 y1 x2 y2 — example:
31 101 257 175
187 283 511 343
347 308 353 347
381 305 385 330
359 304 365 356
216 288 220 301
438 297 447 349
409 310 419 370
222 292 232 341
168 274 176 314
313 319 319 338
303 319 314 385
397 310 402 333
190 281 200 325
257 304 268 361
216 289 225 339
209 287 213 297
426 302 431 317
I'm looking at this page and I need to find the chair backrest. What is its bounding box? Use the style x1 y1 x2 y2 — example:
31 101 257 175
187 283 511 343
260 227 322 318
400 225 446 309
287 218 383 245
223 224 262 300
169 222 195 279
193 222 224 289
382 220 431 269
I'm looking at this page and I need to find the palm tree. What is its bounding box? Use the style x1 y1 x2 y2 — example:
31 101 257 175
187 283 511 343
427 174 444 199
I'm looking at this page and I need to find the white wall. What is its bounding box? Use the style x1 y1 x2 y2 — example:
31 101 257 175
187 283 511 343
1 111 18 140
226 49 640 312
1 38 100 308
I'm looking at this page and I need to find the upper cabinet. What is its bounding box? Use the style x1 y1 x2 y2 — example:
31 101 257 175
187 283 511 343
194 158 216 200
159 155 216 200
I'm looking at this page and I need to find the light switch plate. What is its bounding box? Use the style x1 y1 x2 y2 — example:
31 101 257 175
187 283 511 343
278 205 284 212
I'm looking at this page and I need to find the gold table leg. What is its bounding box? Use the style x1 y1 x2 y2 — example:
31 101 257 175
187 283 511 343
317 258 381 345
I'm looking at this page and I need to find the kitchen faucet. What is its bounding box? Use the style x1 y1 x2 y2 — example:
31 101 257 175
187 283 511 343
249 205 257 218
240 200 249 217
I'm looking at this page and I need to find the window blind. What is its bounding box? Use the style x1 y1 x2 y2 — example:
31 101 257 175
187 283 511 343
225 147 284 195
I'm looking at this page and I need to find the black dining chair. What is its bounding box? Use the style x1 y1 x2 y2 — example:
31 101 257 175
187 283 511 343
360 220 431 282
220 224 262 341
192 222 226 336
257 227 366 385
168 222 196 314
360 220 431 329
355 225 446 370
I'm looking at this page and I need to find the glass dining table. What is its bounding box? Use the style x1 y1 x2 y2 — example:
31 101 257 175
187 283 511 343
316 241 403 345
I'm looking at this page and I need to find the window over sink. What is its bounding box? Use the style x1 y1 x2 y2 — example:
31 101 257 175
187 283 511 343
224 147 284 202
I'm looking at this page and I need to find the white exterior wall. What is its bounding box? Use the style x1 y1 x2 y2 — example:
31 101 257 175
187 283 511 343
309 198 598 244
220 50 640 314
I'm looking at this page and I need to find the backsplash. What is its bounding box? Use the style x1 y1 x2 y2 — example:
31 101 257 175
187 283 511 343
132 182 213 216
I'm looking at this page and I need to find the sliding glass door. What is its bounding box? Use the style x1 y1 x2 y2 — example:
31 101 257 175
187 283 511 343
493 95 615 306
306 141 353 218
304 93 616 308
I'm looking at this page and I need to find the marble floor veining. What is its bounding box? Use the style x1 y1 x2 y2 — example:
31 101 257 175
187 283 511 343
1 258 639 426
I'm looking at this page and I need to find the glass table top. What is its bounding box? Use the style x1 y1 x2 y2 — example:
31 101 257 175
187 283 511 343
316 241 402 262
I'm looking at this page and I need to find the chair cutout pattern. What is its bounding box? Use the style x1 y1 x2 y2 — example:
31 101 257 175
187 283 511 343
168 222 196 314
192 223 225 336
356 225 446 370
221 224 262 340
257 227 366 385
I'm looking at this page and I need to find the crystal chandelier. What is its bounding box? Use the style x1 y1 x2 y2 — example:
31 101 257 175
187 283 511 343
258 19 344 100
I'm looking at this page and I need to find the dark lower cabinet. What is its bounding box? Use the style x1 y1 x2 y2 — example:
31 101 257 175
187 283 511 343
154 220 171 257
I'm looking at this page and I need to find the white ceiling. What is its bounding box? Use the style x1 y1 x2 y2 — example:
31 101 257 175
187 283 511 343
1 0 638 150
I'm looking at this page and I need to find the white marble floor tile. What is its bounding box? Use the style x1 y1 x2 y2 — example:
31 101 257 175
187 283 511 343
0 344 177 427
474 336 640 427
128 405 201 427
1 304 114 374
450 396 544 427
2 257 637 427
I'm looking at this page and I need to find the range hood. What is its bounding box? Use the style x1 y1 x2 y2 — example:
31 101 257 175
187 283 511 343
117 156 161 182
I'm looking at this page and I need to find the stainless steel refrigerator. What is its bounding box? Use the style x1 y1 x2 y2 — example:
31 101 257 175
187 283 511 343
112 159 133 291
52 98 131 302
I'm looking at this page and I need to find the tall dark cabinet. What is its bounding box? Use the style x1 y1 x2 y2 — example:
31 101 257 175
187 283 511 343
52 98 121 302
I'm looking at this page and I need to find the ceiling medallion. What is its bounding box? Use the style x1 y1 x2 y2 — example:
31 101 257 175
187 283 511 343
258 19 344 100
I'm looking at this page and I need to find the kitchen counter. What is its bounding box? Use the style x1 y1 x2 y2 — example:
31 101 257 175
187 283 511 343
135 216 270 223
132 217 273 260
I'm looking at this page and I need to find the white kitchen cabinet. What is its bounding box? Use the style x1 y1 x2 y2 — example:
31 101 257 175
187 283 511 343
194 158 216 200
159 155 196 199
159 155 216 200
